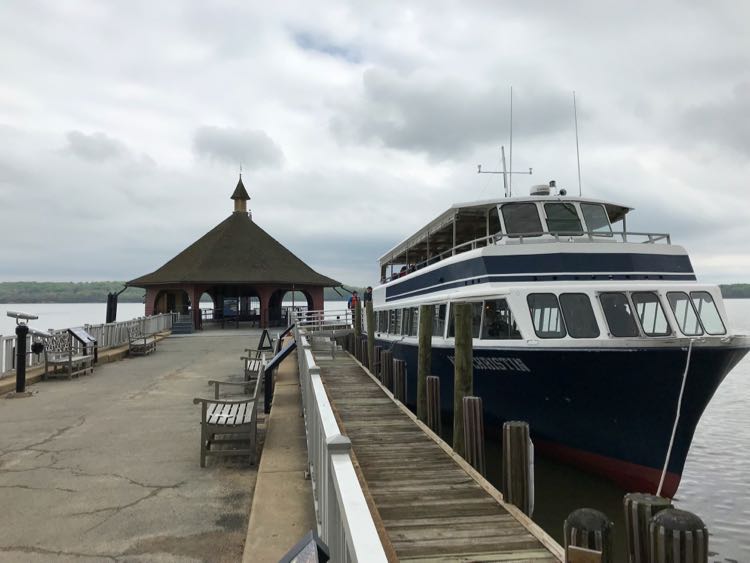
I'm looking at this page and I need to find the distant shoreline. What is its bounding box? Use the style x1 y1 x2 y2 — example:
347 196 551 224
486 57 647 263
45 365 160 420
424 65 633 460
0 282 353 304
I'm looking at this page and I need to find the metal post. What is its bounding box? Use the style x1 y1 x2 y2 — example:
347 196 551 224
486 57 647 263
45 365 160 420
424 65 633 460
15 323 28 393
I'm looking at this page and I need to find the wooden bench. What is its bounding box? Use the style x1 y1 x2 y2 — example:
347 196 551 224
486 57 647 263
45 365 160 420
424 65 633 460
241 347 269 380
44 332 94 380
194 358 265 467
127 325 157 356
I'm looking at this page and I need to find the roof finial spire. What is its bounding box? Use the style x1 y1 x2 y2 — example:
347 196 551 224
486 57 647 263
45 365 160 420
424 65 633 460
230 172 250 214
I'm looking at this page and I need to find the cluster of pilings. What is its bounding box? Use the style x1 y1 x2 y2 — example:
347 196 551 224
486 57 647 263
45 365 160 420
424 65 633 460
342 302 712 563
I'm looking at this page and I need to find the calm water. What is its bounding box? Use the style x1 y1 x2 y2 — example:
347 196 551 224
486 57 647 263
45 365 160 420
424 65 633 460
1 300 748 559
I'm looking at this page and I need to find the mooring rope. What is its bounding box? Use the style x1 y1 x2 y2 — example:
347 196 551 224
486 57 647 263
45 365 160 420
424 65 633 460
656 339 694 497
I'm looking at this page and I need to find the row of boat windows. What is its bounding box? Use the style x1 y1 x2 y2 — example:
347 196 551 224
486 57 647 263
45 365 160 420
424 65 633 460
375 291 725 340
499 201 612 236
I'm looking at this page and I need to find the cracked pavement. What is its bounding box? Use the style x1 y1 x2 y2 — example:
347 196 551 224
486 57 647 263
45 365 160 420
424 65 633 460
0 330 263 562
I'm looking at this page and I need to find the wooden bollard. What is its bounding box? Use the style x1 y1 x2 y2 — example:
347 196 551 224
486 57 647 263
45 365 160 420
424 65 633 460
564 508 613 563
417 304 433 422
649 508 708 563
624 493 672 563
365 300 375 372
452 303 473 458
462 396 485 475
426 375 441 435
393 359 407 403
501 421 534 516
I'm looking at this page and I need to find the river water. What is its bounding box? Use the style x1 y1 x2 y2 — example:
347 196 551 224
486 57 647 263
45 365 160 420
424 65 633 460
1 299 748 559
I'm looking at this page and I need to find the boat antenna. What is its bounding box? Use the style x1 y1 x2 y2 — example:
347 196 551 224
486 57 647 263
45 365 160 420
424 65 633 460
573 91 582 197
477 145 532 198
509 86 513 197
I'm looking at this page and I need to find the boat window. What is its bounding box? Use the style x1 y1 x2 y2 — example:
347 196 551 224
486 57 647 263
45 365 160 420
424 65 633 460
447 302 483 338
667 292 703 336
600 293 640 337
401 308 410 335
389 309 401 335
690 292 726 335
580 203 613 235
501 203 542 237
527 293 567 338
481 299 522 339
433 304 447 338
408 307 419 336
544 203 583 235
489 206 501 237
631 292 671 337
559 293 600 338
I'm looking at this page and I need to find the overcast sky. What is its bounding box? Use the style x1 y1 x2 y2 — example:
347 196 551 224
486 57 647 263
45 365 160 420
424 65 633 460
1 1 748 287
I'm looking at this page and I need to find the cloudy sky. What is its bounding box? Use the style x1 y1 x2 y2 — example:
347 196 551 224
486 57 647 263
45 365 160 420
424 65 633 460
1 1 748 287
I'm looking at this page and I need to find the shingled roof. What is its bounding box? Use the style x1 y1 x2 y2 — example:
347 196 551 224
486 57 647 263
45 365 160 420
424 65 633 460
128 212 339 287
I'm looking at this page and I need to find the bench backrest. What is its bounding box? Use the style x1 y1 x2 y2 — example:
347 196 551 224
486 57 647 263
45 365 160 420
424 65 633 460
46 332 73 355
127 325 145 340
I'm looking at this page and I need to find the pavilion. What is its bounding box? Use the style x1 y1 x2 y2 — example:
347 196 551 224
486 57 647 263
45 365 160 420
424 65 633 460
127 176 339 329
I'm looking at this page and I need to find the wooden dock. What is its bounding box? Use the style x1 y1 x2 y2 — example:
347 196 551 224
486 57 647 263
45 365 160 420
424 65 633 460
314 351 564 562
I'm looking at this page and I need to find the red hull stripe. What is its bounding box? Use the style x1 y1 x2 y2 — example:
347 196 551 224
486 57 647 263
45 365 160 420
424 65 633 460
535 439 681 498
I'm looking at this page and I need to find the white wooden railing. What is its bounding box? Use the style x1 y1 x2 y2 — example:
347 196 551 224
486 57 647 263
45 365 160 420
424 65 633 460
0 313 177 378
295 329 386 562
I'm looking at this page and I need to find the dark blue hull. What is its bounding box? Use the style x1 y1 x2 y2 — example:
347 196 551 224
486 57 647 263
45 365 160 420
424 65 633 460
373 339 747 496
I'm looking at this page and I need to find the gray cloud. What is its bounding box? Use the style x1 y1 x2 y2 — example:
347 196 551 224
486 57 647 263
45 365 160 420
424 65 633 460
193 126 284 168
64 131 127 161
676 82 750 156
331 68 572 160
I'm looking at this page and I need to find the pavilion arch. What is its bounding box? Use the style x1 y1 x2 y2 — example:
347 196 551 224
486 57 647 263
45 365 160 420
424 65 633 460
268 289 315 326
152 289 189 315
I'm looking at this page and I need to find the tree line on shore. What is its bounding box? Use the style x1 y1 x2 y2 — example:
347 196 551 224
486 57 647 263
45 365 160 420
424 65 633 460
0 282 357 303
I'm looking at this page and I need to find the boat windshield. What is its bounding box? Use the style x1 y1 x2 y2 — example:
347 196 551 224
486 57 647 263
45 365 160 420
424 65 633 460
600 292 640 337
581 203 613 234
544 203 583 235
501 203 542 237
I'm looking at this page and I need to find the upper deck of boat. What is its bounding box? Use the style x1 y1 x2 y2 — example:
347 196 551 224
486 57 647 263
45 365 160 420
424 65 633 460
378 188 673 281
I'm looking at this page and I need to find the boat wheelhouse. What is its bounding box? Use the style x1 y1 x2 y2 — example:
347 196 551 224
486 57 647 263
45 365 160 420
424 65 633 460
369 182 749 497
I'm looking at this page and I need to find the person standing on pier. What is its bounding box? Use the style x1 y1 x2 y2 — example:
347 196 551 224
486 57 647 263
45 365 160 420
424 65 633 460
363 287 372 303
348 291 360 310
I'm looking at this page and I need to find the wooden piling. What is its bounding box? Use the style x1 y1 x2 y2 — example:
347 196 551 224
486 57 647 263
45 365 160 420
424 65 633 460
417 304 433 422
624 492 672 563
564 508 613 563
365 300 375 372
501 421 534 516
393 359 407 403
381 350 393 389
452 302 473 458
360 335 368 366
374 345 382 378
462 396 485 475
354 305 362 360
649 508 708 563
426 375 441 435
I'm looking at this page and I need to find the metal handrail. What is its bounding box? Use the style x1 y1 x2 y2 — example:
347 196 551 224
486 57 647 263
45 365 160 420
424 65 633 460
295 329 387 561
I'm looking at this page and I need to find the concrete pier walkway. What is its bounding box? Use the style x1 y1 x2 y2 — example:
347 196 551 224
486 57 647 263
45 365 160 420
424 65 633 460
0 331 261 561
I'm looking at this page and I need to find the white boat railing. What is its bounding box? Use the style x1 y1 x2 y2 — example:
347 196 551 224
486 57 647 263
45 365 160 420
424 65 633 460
0 312 177 379
295 328 386 562
382 229 672 281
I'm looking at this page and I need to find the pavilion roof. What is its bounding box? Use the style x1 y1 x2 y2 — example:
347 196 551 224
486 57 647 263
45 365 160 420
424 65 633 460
128 212 339 287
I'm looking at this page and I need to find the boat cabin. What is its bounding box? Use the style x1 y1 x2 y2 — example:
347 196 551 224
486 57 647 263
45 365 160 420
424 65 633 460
378 184 669 283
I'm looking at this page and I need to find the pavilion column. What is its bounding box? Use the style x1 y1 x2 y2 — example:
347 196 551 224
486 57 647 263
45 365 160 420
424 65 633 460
144 287 159 316
308 286 325 312
257 286 273 329
188 285 203 330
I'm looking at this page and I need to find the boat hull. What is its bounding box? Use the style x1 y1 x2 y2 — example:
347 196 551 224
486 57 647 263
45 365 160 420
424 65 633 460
373 339 747 497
